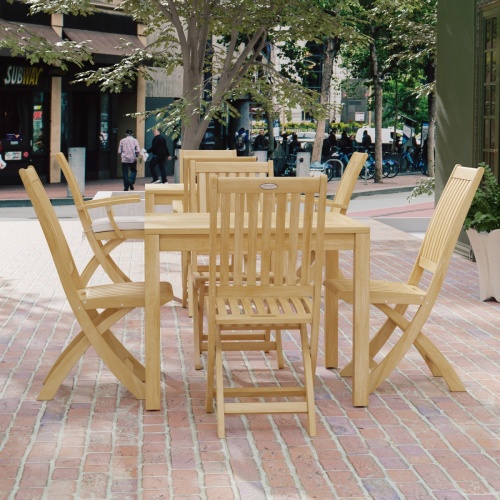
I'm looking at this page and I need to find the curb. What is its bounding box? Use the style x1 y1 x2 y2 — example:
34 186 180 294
0 186 415 208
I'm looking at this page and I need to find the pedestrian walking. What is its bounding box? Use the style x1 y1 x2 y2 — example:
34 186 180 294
148 129 172 184
118 129 140 191
235 127 248 156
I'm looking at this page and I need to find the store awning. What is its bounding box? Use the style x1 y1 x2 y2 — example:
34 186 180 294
0 20 62 50
63 28 144 57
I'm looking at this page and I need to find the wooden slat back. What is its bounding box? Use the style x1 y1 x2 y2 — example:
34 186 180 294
189 160 274 214
179 150 237 183
210 175 327 292
19 166 84 295
330 152 368 214
55 152 93 232
416 165 484 278
183 156 257 211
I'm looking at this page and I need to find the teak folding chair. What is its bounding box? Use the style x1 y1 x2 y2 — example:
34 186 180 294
323 165 484 394
190 161 275 369
205 174 327 438
20 166 174 401
184 160 273 316
172 156 258 308
56 152 144 286
178 149 237 183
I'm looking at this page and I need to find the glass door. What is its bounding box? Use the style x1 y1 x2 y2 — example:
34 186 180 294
482 7 500 177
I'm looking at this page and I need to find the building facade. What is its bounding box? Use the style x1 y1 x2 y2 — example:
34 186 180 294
0 0 182 184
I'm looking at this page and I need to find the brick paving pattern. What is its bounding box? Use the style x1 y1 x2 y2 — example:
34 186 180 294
0 176 499 499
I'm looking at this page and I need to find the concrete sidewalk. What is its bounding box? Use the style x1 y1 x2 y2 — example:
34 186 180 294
0 171 425 205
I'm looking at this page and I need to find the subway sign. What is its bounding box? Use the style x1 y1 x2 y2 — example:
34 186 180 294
3 66 44 86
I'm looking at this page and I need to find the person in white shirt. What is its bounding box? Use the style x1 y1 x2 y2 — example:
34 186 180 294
118 129 140 191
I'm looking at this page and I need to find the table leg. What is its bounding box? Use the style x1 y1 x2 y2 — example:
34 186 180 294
145 234 161 410
352 232 370 407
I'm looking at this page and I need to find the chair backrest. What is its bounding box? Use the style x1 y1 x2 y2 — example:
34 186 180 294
19 166 85 298
209 174 327 294
55 152 94 232
188 160 274 213
179 150 237 182
330 151 368 214
410 164 484 288
182 156 257 211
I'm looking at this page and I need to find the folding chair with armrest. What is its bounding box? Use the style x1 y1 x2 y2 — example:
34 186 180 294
323 164 484 394
56 152 144 286
20 165 173 401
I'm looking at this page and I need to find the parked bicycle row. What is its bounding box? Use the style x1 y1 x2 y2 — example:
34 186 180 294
272 146 428 181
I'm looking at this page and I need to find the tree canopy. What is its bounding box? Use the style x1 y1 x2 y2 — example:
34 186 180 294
2 0 350 149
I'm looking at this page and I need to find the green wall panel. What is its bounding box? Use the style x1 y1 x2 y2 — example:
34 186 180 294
436 0 476 195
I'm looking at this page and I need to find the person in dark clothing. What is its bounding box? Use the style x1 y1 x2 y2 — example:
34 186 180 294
339 131 353 154
253 129 269 151
289 133 302 154
148 129 172 183
361 130 372 151
235 127 248 156
321 137 332 160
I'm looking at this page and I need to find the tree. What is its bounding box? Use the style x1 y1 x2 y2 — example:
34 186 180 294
5 0 344 150
384 0 437 177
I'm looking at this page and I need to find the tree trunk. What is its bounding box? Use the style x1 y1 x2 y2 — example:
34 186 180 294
312 38 336 163
370 40 383 183
427 90 436 178
424 58 436 178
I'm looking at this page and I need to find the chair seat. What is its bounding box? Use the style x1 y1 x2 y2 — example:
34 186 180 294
325 278 426 305
212 286 314 326
79 281 173 309
92 215 145 233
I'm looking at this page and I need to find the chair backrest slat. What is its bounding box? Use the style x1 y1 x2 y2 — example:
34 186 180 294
415 165 483 280
330 152 368 214
209 175 327 296
19 166 84 295
179 150 240 183
188 161 274 214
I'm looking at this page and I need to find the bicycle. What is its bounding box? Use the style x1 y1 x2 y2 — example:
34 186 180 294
309 160 337 181
358 152 399 179
401 149 427 175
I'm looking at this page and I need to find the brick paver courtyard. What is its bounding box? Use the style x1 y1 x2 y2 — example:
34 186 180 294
0 204 499 498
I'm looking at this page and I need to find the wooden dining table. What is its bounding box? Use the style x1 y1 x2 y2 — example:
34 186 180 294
143 203 371 410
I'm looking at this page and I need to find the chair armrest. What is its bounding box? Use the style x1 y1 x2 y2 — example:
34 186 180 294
83 194 141 239
81 194 141 211
326 200 348 211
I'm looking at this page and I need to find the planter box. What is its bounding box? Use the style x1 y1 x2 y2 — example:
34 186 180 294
466 228 500 301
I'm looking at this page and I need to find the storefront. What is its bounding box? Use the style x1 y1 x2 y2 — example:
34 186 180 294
0 1 146 184
0 59 50 182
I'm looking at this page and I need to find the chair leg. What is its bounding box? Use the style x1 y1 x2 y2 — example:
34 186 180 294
181 251 189 308
366 310 430 394
81 240 130 286
205 323 216 413
192 280 206 370
275 329 284 369
215 330 226 438
38 333 90 400
413 333 466 391
300 325 317 437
